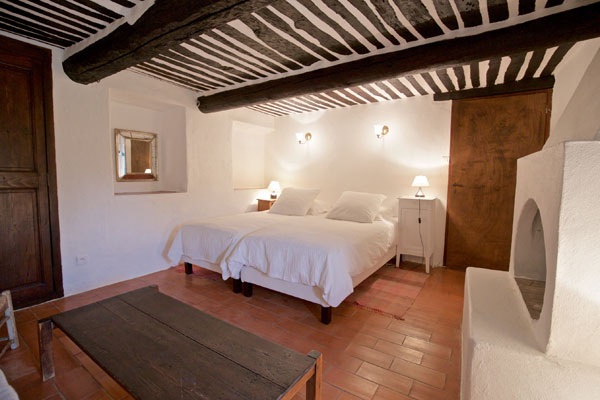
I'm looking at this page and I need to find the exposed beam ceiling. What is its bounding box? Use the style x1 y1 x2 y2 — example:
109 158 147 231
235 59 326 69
196 3 600 112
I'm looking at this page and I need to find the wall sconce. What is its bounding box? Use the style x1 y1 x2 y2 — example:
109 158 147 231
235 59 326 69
374 125 389 139
296 132 312 144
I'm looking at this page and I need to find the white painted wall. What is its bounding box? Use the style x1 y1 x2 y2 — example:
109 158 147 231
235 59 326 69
0 32 276 295
265 97 451 266
547 37 600 147
231 120 273 189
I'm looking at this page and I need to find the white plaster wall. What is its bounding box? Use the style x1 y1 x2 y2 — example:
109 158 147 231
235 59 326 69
546 38 600 147
231 120 273 189
0 32 275 295
264 97 451 266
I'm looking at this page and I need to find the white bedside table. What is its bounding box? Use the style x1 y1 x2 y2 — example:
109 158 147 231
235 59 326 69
396 197 436 273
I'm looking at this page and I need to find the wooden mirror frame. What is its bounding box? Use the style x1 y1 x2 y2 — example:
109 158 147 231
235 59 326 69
114 129 158 182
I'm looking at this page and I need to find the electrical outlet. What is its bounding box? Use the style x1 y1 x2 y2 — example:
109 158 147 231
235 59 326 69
76 255 88 265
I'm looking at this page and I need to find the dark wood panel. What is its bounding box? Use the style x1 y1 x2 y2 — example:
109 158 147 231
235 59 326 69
444 91 550 270
0 35 62 308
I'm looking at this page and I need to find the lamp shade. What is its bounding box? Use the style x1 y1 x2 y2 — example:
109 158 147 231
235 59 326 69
412 175 429 187
267 181 281 193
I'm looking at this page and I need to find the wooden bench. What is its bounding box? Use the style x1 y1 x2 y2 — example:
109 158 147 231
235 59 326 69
38 286 322 399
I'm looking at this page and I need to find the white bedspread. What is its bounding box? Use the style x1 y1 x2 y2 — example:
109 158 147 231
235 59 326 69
226 215 395 307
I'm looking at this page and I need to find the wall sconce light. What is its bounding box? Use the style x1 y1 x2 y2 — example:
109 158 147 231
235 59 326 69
412 175 430 198
374 125 389 139
296 132 312 144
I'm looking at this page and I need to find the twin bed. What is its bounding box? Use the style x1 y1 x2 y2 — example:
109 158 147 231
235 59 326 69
168 190 397 324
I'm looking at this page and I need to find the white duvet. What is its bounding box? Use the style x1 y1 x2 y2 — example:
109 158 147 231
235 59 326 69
168 212 395 307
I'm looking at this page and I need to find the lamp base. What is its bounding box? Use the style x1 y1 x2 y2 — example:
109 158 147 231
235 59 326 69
414 187 425 198
270 193 277 199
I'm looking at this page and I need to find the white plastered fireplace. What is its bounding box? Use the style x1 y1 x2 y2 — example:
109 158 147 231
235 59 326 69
461 141 600 400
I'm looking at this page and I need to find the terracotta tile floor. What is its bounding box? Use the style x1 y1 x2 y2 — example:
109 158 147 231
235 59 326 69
0 263 465 400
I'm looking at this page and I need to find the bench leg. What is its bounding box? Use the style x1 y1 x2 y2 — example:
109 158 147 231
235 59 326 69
232 279 242 293
306 351 322 400
242 282 253 297
184 262 193 275
38 319 55 381
321 306 332 325
2 290 19 350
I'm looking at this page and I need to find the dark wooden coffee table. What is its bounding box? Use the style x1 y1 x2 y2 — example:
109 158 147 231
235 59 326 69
38 286 322 399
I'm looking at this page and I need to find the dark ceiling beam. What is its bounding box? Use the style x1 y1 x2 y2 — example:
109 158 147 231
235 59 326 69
433 76 555 102
197 3 600 113
63 0 275 84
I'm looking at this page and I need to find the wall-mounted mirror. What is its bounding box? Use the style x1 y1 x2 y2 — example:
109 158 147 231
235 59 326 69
115 129 158 181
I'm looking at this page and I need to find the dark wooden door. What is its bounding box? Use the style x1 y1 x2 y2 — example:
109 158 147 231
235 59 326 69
444 91 550 270
0 36 62 308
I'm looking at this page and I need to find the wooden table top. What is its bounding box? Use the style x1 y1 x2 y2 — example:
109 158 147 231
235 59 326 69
50 286 317 400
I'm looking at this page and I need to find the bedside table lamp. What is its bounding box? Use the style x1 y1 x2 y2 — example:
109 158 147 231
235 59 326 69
412 175 429 198
267 181 281 199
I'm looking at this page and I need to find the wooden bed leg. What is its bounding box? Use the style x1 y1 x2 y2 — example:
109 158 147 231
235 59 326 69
232 279 242 293
38 319 55 381
306 351 323 400
184 262 193 275
242 282 253 297
320 306 332 325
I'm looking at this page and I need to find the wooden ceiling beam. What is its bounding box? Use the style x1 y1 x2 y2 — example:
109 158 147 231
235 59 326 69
196 3 600 113
63 0 275 84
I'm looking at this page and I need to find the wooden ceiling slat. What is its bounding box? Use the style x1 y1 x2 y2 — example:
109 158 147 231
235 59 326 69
405 75 429 95
364 83 391 101
436 69 455 91
248 104 285 116
469 61 481 87
205 30 286 74
321 0 385 49
238 15 321 67
256 101 289 114
70 0 123 19
338 88 367 104
216 24 303 71
20 0 106 30
111 0 136 8
166 49 245 84
181 41 264 80
431 0 459 30
142 63 216 91
545 0 564 8
297 96 328 110
0 3 88 39
389 78 415 97
390 0 444 38
136 63 211 91
486 58 501 86
522 49 546 79
271 1 352 56
315 93 347 107
286 98 320 111
518 0 536 15
269 100 302 113
192 36 273 76
256 8 338 62
11 0 99 34
326 90 360 105
420 72 443 94
295 0 370 54
454 0 483 27
305 94 337 109
540 43 574 76
158 53 239 86
368 0 417 42
487 0 510 23
374 81 401 100
0 19 73 47
149 58 223 89
51 0 115 23
0 11 83 43
346 0 400 45
504 52 526 82
452 66 466 89
131 67 205 92
349 86 378 102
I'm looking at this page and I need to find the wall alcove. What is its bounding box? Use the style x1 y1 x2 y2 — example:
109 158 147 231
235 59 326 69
513 198 547 319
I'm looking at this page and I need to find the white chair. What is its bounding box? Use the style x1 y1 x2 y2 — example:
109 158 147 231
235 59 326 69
0 290 19 359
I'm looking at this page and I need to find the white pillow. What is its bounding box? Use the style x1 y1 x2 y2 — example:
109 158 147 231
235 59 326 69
326 191 386 223
269 187 320 216
308 199 329 215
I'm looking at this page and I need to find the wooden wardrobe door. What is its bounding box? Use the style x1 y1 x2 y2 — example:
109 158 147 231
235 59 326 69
0 36 62 308
444 91 550 270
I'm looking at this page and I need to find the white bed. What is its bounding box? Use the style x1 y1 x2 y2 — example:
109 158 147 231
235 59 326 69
168 211 396 323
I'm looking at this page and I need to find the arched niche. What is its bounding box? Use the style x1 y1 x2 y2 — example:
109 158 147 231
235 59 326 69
513 198 546 319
